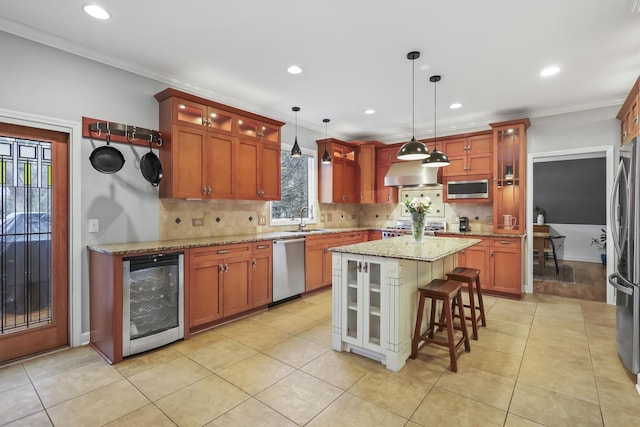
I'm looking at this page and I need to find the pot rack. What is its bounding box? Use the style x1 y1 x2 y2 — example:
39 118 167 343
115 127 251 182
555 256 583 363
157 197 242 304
82 116 163 148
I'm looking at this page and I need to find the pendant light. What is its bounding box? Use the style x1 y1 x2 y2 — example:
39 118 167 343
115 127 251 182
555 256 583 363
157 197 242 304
290 106 302 157
321 119 332 164
397 51 430 161
422 75 450 167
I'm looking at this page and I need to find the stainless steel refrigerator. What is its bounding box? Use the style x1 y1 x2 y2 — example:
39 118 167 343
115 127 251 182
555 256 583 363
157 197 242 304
609 136 640 392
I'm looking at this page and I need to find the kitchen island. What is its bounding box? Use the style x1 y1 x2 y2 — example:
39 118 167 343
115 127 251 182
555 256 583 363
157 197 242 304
329 235 480 371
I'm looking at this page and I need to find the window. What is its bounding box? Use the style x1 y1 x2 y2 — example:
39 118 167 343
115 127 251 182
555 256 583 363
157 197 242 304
270 144 316 226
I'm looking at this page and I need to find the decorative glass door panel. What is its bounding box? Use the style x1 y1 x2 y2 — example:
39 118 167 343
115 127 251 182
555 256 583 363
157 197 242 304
345 258 359 341
1 137 52 332
365 261 382 347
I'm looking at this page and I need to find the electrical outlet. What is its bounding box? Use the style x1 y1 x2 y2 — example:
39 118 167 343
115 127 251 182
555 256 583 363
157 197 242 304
327 213 333 222
258 215 266 225
320 214 325 222
192 218 204 227
351 214 356 220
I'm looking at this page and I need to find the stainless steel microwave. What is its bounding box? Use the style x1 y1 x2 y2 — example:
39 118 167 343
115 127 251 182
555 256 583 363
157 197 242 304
446 179 490 199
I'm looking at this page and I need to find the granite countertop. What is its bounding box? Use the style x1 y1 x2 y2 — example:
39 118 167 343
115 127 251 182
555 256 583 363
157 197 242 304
329 235 481 262
87 227 370 255
436 230 526 239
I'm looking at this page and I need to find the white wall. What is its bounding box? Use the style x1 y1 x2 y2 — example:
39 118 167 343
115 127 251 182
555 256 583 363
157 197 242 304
527 107 618 300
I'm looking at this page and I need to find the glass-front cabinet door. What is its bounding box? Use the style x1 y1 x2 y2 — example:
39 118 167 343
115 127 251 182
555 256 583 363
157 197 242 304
363 260 383 350
343 256 361 345
341 255 385 352
491 118 530 235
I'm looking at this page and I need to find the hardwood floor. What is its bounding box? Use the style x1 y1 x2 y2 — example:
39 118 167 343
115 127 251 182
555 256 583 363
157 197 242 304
533 259 607 302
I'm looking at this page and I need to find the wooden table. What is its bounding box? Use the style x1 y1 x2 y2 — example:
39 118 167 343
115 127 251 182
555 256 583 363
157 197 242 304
533 232 550 274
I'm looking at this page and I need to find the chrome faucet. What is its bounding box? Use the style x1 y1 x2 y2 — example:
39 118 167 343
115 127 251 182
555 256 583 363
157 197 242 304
298 207 308 231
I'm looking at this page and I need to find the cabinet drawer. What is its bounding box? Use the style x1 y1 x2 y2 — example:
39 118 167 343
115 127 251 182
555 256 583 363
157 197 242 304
306 233 343 249
190 243 252 261
437 234 490 247
252 241 272 254
341 231 366 245
491 237 520 249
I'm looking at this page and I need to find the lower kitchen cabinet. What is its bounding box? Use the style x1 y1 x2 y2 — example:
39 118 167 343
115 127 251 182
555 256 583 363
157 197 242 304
188 243 253 331
251 241 272 307
305 232 367 292
440 234 523 298
305 233 343 292
368 230 383 241
490 237 523 297
341 254 386 353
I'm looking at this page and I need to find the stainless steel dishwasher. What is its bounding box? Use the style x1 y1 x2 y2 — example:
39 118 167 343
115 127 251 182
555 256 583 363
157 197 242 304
272 238 306 303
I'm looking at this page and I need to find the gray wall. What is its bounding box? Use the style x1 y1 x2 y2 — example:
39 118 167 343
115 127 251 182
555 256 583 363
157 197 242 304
533 158 606 224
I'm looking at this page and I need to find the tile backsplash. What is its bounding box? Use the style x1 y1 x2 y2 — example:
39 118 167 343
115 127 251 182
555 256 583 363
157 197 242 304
159 198 495 240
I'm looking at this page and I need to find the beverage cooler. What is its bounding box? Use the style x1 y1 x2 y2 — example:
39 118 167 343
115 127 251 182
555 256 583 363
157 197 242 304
122 252 184 357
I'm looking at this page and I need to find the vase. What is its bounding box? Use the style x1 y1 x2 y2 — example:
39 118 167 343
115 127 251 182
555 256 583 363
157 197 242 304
536 214 544 225
410 212 426 243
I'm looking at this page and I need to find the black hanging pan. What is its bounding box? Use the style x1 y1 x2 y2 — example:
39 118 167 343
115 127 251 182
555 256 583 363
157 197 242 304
140 135 163 186
89 132 125 174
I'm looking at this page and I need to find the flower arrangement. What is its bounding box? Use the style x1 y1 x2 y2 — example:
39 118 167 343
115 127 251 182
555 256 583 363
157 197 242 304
405 197 431 242
405 197 432 215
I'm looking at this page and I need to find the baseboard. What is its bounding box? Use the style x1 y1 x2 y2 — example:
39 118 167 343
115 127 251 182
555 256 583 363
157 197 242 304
81 331 90 346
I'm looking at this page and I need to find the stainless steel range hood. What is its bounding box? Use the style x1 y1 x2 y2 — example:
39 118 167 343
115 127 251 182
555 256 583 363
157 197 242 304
384 160 439 187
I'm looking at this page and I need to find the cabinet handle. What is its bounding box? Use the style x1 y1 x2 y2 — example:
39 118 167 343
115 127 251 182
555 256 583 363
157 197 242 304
497 240 513 245
257 245 268 249
357 261 362 272
387 195 391 201
490 250 494 256
224 264 229 272
342 194 347 201
252 259 257 267
207 186 212 195
363 262 368 273
634 116 639 123
219 264 225 273
217 250 229 254
202 187 207 194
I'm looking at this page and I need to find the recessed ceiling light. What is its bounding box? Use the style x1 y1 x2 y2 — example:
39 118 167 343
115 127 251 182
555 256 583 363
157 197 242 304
287 65 303 74
364 109 376 115
449 103 462 109
540 66 560 77
83 4 110 20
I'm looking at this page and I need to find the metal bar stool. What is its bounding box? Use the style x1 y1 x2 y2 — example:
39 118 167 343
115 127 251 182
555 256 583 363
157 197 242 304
410 278 470 372
446 267 486 340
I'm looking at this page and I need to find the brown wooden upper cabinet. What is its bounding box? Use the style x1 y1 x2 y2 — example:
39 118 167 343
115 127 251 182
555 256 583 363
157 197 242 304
490 118 530 235
617 77 639 146
155 88 284 200
374 145 400 204
318 138 359 203
442 133 493 177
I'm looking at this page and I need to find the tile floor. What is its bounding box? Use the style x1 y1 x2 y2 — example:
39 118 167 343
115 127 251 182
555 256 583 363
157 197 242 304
1 289 639 426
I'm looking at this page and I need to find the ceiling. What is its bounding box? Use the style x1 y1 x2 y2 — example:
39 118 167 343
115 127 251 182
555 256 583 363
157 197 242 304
0 1 638 143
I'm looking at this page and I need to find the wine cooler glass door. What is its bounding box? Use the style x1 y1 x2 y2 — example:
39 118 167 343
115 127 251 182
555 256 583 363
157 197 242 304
122 252 184 357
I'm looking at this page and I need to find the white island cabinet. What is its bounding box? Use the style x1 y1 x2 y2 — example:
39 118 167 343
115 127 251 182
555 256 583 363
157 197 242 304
330 235 480 372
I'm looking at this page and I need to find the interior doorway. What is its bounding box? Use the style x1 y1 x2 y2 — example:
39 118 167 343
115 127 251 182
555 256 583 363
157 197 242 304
0 122 69 363
527 146 615 304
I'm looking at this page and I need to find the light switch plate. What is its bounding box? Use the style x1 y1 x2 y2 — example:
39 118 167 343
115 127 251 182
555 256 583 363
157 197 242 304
192 218 204 226
258 215 266 225
88 219 99 233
